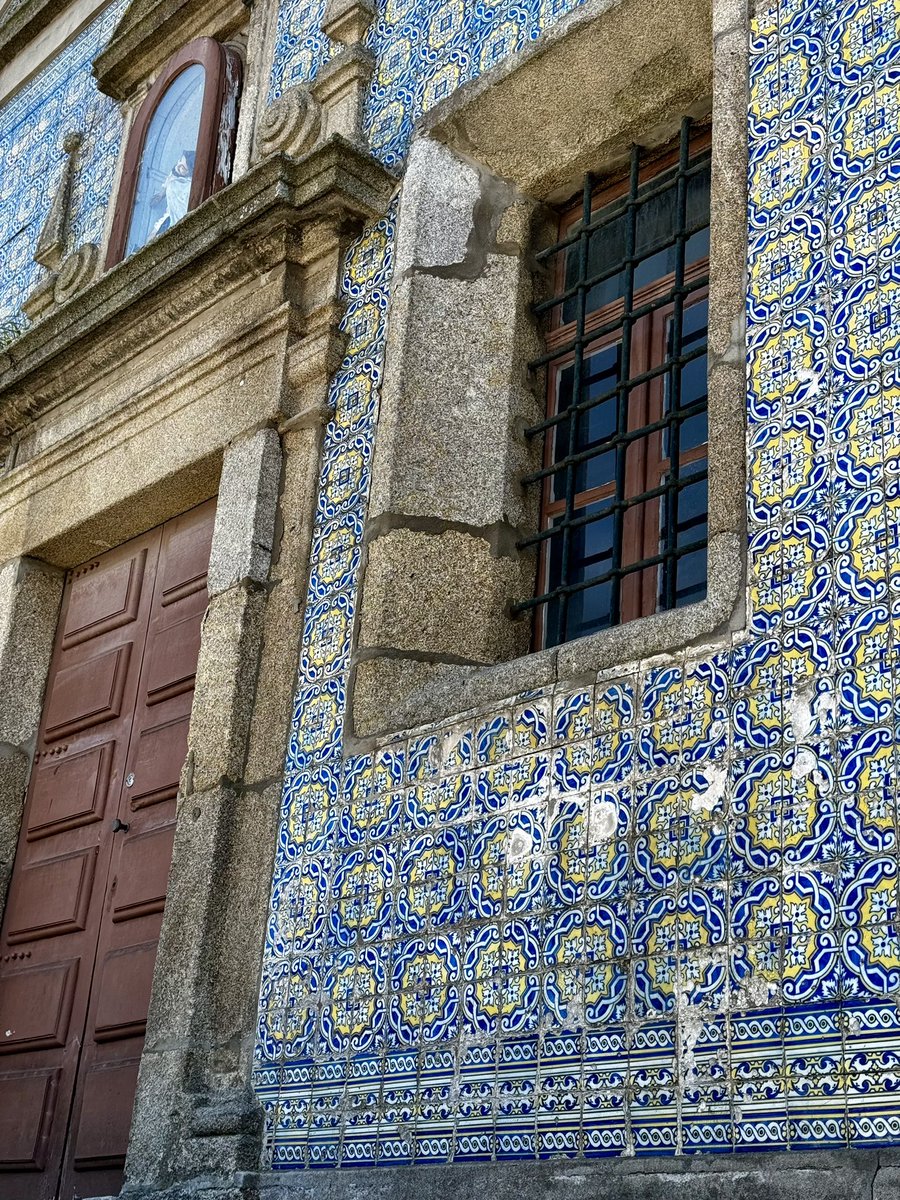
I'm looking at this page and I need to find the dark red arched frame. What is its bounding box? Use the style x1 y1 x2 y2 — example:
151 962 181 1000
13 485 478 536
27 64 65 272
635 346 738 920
105 37 243 268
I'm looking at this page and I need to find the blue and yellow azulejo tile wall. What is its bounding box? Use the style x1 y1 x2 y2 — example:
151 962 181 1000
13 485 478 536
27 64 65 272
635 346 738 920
0 1 124 338
254 0 900 1169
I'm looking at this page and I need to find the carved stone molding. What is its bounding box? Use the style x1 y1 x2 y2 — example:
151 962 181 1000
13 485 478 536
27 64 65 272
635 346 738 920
23 239 100 324
317 45 375 145
93 0 248 101
0 0 71 71
256 85 322 159
21 276 56 324
254 0 377 164
0 140 394 442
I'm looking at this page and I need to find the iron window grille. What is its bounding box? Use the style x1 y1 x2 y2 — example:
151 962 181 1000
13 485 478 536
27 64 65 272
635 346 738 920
518 118 712 650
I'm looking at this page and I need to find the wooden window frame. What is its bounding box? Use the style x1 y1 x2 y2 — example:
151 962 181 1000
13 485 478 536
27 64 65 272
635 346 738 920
105 37 243 269
533 129 711 649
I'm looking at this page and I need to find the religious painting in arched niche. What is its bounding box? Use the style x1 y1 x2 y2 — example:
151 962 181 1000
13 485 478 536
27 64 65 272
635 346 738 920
106 37 242 267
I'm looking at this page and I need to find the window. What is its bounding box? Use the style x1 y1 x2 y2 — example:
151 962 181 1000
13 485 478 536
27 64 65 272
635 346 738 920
520 119 712 649
106 38 242 268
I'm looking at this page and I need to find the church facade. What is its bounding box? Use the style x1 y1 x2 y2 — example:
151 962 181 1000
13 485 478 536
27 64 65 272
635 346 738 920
1 0 900 1196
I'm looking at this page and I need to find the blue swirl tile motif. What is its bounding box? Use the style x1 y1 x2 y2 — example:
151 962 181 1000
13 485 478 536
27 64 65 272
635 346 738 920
0 0 125 334
254 0 900 1167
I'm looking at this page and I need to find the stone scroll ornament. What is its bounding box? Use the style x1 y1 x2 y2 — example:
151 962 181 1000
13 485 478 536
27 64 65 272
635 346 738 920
54 243 100 304
256 85 322 159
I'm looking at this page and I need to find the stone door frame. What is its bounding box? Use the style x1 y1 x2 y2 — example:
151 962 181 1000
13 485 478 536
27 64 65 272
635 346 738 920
0 419 319 1195
0 139 394 1198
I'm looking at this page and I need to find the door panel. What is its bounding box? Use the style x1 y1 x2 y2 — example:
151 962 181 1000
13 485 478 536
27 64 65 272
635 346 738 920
42 644 133 741
110 828 174 920
61 549 147 649
0 499 216 1199
92 943 158 1039
4 848 98 943
0 960 78 1053
70 1058 141 1170
143 609 204 703
26 744 114 841
60 500 216 1200
129 716 190 807
0 1068 60 1169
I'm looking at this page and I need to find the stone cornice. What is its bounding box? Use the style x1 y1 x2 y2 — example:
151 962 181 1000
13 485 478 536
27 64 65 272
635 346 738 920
0 137 395 438
0 0 70 70
92 0 246 101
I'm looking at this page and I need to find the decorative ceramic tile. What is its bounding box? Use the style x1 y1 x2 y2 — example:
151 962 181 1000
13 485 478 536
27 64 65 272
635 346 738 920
253 0 900 1169
0 1 124 336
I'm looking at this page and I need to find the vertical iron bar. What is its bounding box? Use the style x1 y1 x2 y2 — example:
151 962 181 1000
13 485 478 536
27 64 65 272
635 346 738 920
609 143 642 626
664 118 692 610
555 171 593 644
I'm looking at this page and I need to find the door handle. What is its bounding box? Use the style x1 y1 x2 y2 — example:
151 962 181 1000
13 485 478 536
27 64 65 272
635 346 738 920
112 818 130 833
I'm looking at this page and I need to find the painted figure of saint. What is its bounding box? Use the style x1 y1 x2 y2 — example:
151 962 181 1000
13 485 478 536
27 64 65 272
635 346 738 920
152 150 195 236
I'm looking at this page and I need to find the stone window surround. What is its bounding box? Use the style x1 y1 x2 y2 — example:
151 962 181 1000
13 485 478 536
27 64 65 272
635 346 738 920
351 0 747 742
104 35 244 268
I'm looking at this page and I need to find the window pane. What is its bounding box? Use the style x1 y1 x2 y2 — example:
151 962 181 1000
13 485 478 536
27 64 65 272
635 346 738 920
664 298 709 457
561 161 711 321
673 546 707 606
544 504 614 646
126 64 206 256
551 345 621 501
534 129 711 646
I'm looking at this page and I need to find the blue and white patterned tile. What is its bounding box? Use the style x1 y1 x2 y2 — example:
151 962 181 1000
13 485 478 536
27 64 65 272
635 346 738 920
0 0 125 329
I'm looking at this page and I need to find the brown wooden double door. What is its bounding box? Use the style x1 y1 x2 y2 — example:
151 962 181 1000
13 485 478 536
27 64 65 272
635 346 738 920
0 500 216 1199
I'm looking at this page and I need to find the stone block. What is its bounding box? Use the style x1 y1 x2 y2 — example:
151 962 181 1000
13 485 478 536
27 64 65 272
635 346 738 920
251 1154 878 1200
244 426 320 785
368 263 542 529
0 745 30 916
351 655 457 740
358 527 531 664
424 0 713 201
0 557 62 747
707 361 747 539
394 138 483 276
188 583 267 792
874 1167 900 1199
207 428 283 597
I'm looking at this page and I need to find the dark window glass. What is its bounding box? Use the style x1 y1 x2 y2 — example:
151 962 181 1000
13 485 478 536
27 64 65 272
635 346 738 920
518 120 711 649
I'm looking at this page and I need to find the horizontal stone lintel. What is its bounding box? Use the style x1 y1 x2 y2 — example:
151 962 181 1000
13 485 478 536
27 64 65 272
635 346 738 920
0 0 71 71
0 138 395 434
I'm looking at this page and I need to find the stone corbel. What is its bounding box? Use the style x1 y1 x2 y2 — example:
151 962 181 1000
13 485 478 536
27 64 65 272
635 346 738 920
21 275 57 323
54 244 100 304
280 215 361 429
256 84 322 159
